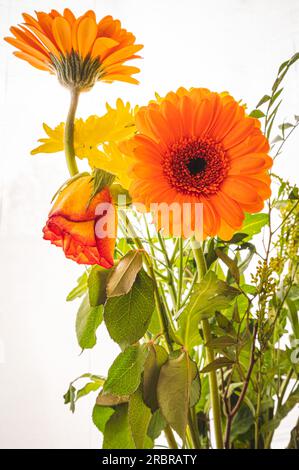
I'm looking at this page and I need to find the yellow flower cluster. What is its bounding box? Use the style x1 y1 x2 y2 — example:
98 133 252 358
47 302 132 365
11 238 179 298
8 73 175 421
31 99 137 189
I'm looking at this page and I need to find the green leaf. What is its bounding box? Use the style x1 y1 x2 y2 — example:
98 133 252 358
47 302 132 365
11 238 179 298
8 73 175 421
103 404 135 449
76 381 102 401
157 352 197 441
128 388 153 449
200 356 234 373
215 248 240 284
66 271 88 301
103 344 148 396
238 213 269 240
92 404 114 434
88 266 110 306
147 409 167 440
76 295 103 349
106 250 143 297
178 271 239 348
231 404 254 442
88 168 115 205
249 109 265 118
205 335 237 349
256 94 271 108
63 385 76 413
143 344 168 411
104 269 155 348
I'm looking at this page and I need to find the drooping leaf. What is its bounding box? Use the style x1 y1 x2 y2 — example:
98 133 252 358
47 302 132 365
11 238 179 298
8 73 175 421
178 271 239 348
143 344 168 411
231 404 254 442
157 352 197 441
88 266 110 306
103 404 135 449
103 344 148 396
92 404 114 434
200 356 234 373
128 388 153 449
76 295 103 349
215 248 240 284
205 335 237 349
249 109 265 118
104 270 155 348
66 271 88 301
63 385 76 413
106 250 143 297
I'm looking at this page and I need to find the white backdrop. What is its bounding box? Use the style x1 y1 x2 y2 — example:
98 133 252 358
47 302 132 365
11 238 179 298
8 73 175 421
0 0 298 449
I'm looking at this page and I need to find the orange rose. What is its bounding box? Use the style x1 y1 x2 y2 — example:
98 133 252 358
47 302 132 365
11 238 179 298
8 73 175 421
43 176 116 267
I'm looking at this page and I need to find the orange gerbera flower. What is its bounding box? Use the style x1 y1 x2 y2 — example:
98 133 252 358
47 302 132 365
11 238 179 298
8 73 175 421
5 9 143 90
123 88 272 240
43 176 116 267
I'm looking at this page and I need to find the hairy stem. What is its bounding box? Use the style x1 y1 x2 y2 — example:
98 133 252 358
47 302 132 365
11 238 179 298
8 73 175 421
64 88 80 176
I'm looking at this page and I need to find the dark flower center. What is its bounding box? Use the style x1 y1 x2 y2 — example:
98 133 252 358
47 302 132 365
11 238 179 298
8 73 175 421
162 137 230 197
187 157 207 175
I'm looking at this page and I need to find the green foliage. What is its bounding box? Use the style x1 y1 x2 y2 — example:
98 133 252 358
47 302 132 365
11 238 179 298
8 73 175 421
157 351 198 441
128 388 153 448
66 271 88 301
103 344 148 396
178 271 239 348
104 269 155 348
88 266 110 306
76 295 103 349
103 404 136 449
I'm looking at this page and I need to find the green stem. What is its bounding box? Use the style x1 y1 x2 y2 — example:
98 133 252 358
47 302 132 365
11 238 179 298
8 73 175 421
191 239 224 449
176 237 184 311
64 88 80 176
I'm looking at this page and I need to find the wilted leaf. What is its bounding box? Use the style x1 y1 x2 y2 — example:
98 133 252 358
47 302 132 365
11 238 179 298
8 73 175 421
200 356 234 373
96 391 129 406
106 250 143 297
103 344 148 396
104 270 155 348
157 352 197 441
143 344 168 411
76 295 103 349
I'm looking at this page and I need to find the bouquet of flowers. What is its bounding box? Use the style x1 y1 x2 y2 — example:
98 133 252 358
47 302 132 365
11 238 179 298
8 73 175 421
5 8 299 449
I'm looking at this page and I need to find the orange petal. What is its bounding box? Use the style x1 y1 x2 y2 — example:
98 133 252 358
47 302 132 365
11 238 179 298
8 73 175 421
221 177 260 204
91 37 119 59
210 192 244 228
26 25 60 58
13 51 49 70
52 17 72 55
5 36 49 62
101 44 143 67
228 154 273 174
77 16 97 58
63 8 76 25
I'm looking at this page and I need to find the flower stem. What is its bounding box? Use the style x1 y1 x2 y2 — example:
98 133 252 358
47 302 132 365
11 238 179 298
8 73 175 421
191 239 224 449
64 87 80 176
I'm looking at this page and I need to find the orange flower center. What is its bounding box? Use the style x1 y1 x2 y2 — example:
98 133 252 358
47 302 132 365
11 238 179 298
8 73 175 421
162 137 230 196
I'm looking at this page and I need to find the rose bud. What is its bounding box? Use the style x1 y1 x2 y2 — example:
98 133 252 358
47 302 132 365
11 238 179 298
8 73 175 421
43 175 116 267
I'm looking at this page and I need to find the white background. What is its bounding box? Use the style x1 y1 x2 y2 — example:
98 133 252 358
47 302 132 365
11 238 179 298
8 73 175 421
0 0 298 449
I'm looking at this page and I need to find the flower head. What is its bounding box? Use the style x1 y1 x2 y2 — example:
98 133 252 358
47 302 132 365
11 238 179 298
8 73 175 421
31 99 136 189
5 9 143 90
43 175 116 267
123 87 272 240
